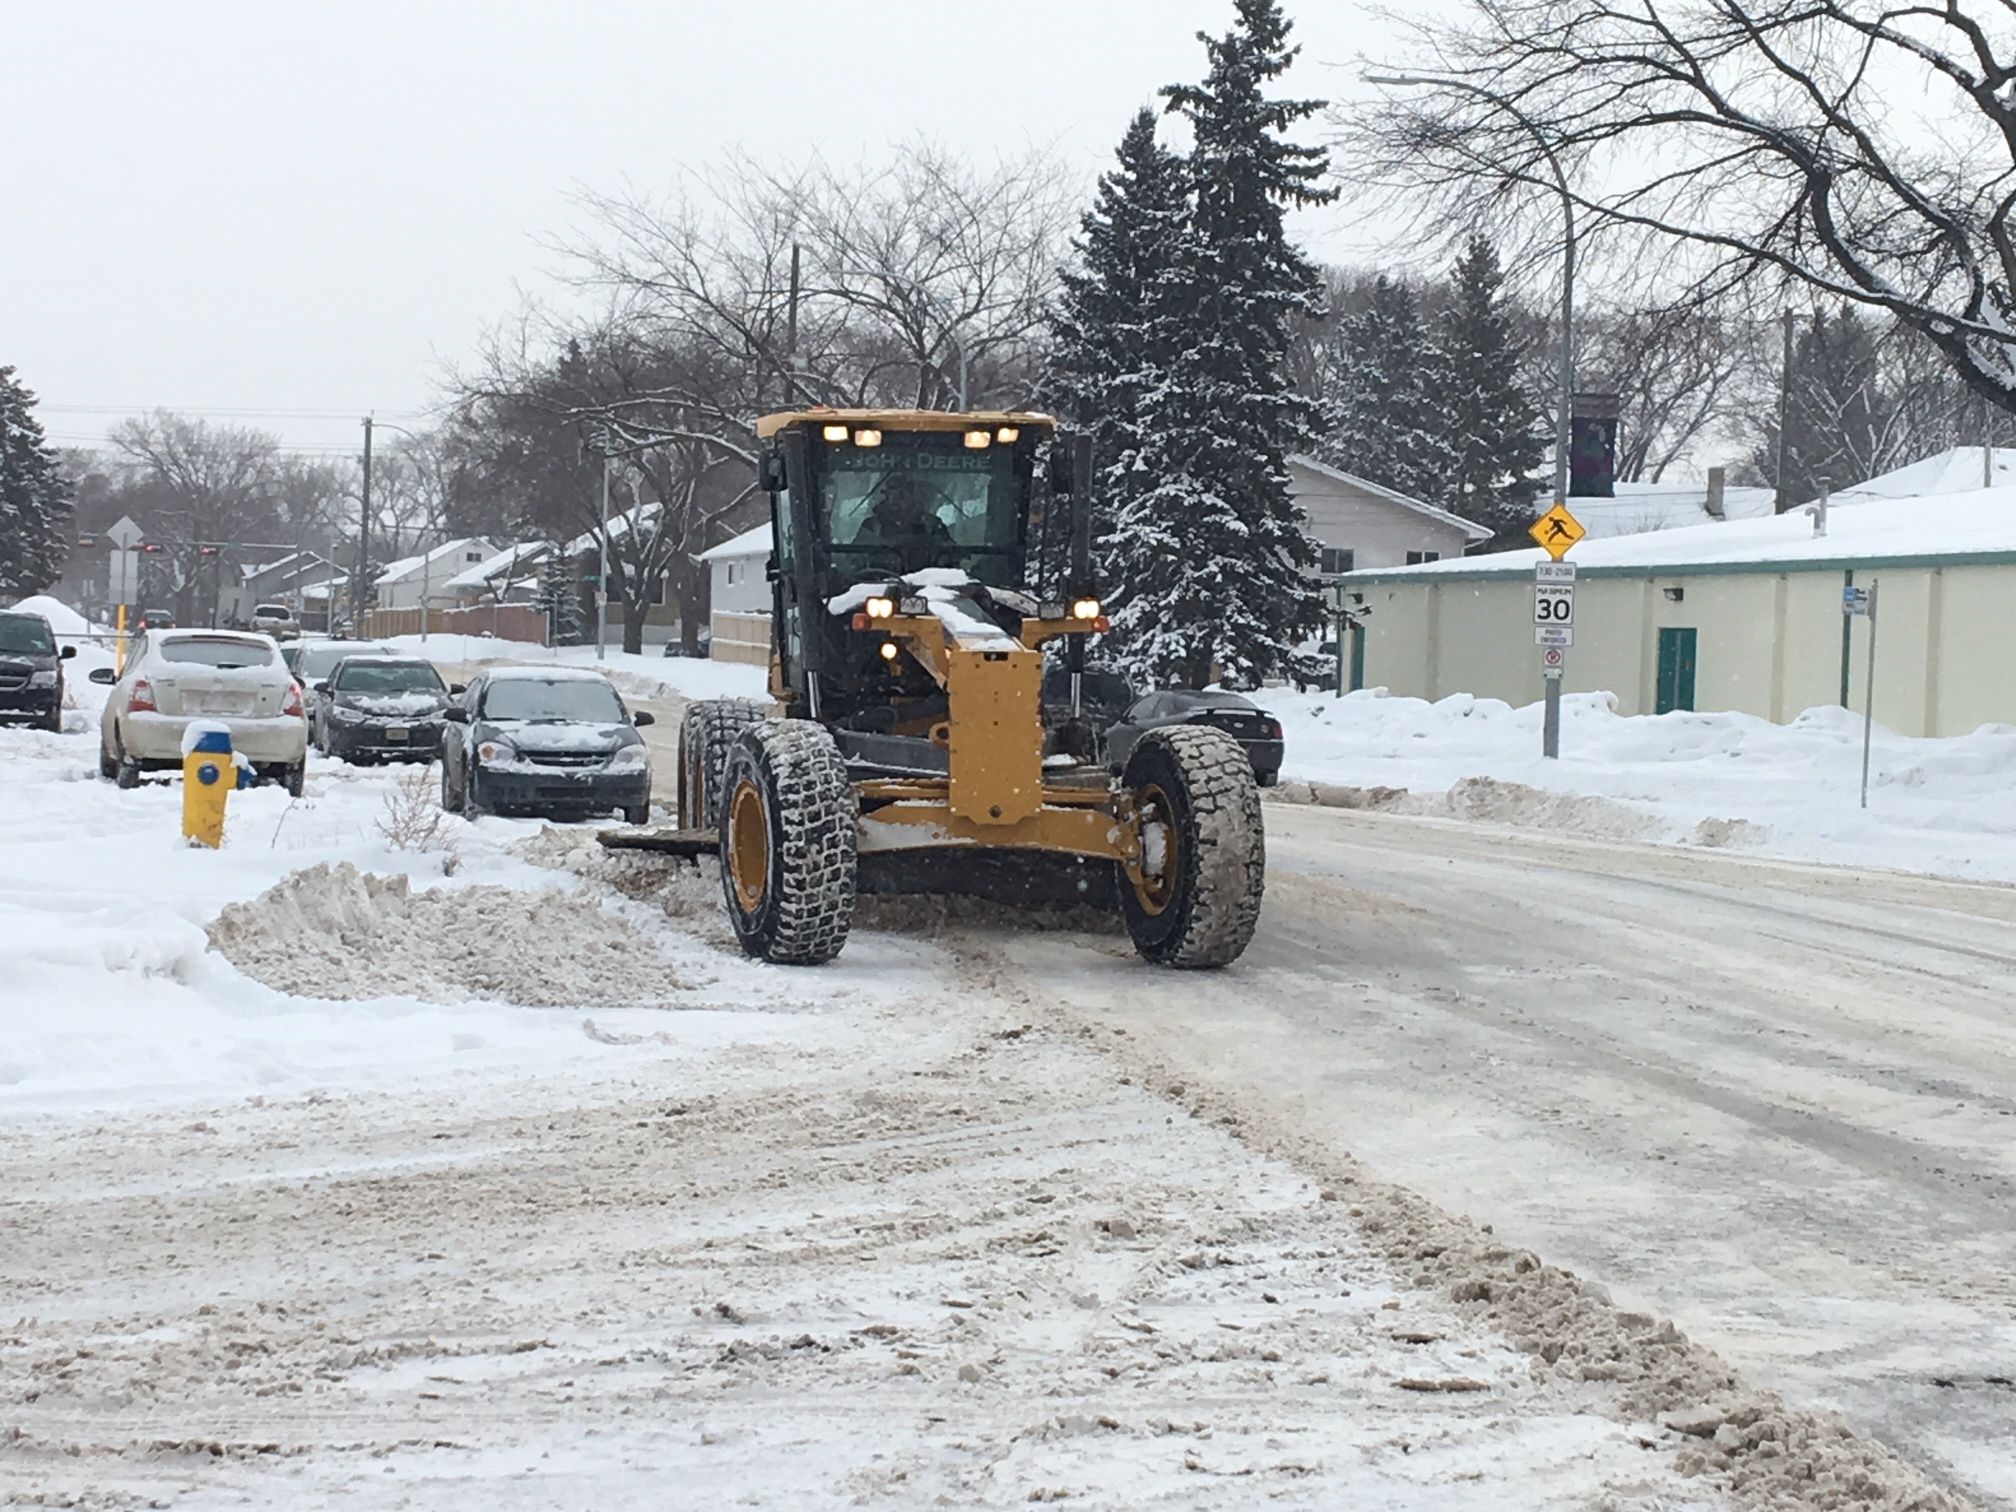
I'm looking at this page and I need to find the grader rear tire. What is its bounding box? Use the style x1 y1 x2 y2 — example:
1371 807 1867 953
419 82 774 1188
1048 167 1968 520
719 721 857 965
679 698 769 830
1119 726 1265 969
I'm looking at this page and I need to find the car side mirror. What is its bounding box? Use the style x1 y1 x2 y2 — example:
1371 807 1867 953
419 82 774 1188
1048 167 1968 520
759 449 788 492
449 683 466 695
1048 441 1076 496
88 667 116 685
632 711 655 727
444 706 469 724
60 646 77 660
312 680 330 694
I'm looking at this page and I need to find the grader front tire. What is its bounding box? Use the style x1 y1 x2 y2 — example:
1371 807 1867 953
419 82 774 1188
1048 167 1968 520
719 721 857 965
1119 726 1265 969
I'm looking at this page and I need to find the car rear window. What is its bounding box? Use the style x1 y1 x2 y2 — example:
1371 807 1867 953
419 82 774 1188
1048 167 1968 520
302 644 394 678
482 678 623 723
333 661 444 694
0 616 56 656
158 638 274 669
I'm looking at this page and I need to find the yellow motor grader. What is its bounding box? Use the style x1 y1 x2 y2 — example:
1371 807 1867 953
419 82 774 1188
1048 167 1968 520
652 408 1264 968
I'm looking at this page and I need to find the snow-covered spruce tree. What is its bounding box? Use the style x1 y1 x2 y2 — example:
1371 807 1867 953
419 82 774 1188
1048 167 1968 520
1046 109 1191 568
1438 236 1544 545
1103 0 1333 688
1324 275 1443 503
536 551 584 645
0 366 74 600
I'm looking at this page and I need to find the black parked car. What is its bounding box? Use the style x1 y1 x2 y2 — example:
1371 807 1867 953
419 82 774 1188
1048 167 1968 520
313 655 457 763
0 611 78 732
1103 689 1285 786
441 667 655 824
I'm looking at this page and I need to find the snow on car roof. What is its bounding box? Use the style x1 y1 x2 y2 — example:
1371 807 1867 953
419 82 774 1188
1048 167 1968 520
157 628 275 644
485 666 615 683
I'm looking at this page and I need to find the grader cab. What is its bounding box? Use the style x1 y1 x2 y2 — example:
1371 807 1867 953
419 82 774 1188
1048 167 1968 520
672 408 1265 968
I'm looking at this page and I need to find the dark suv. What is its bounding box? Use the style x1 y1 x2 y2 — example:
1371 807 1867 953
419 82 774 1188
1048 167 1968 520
441 668 655 824
0 611 77 732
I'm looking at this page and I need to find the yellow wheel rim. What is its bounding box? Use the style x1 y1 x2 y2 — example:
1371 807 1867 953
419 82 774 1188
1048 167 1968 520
727 777 769 913
1131 783 1179 916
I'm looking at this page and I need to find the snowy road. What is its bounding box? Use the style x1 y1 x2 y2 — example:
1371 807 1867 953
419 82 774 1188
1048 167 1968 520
992 806 2016 1507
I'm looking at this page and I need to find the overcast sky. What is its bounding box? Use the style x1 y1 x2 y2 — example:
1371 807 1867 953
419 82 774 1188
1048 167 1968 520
2 0 1423 457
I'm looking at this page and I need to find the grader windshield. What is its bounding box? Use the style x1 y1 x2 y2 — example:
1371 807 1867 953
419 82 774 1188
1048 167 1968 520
815 427 1030 587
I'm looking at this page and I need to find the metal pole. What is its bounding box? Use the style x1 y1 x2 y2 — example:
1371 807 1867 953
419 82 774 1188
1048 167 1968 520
957 337 969 412
1334 599 1347 699
356 416 374 635
596 453 610 662
1775 310 1795 513
420 530 430 644
1861 580 1879 809
1543 678 1562 760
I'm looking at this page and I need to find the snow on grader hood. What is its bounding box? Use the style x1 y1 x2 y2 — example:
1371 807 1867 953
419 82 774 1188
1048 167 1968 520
609 409 1267 971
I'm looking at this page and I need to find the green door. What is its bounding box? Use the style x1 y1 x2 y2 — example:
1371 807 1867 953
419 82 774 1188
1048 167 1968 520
1656 627 1697 714
1348 622 1366 694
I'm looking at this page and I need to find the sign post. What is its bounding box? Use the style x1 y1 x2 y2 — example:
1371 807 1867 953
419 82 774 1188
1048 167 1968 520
1844 580 1879 808
1529 504 1585 759
105 516 145 674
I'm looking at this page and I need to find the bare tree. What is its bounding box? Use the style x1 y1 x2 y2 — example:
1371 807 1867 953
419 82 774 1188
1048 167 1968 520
107 413 287 623
1345 1 2016 413
1579 302 1769 481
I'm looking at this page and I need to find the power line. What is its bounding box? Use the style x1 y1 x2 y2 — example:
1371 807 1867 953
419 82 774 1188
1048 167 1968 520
41 403 437 421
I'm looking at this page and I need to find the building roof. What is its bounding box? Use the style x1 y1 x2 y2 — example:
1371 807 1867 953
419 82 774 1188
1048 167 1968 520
1530 479 1778 539
698 521 774 563
444 541 551 592
1288 455 1493 542
1819 446 2016 505
374 538 494 588
1347 483 2016 582
241 550 332 586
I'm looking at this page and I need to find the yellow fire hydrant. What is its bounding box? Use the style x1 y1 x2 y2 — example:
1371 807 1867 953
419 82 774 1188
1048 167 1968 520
182 725 239 848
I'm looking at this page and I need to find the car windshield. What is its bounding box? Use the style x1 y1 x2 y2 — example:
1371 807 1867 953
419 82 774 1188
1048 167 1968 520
302 644 393 679
482 677 623 723
158 637 274 669
333 661 444 694
253 604 290 618
1168 691 1255 711
0 617 56 656
819 434 1025 586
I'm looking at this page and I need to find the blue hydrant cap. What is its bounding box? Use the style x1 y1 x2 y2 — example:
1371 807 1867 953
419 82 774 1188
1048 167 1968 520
190 730 232 754
196 762 222 786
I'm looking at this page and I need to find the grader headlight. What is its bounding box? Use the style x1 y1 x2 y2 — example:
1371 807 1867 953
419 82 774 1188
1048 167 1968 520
864 596 895 620
1070 597 1102 621
878 641 900 662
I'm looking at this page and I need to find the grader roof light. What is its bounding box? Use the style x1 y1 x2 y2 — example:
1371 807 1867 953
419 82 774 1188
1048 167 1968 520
822 424 851 443
996 426 1020 443
854 428 883 448
963 430 992 450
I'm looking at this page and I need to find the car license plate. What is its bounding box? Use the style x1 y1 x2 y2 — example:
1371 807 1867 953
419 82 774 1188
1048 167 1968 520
386 726 409 742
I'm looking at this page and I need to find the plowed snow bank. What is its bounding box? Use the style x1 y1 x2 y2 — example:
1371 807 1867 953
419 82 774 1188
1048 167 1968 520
208 862 686 1005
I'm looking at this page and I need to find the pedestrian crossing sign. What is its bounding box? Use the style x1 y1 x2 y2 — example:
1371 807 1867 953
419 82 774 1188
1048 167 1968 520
1530 502 1587 560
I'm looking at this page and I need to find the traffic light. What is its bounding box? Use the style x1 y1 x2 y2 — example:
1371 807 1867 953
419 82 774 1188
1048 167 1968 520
140 542 165 555
199 546 219 558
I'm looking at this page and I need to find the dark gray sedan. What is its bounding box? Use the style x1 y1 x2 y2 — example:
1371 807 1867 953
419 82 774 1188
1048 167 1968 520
313 656 456 763
441 667 655 824
1103 690 1285 786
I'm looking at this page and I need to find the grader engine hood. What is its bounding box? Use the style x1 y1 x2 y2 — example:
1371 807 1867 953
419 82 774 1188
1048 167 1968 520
830 572 1045 826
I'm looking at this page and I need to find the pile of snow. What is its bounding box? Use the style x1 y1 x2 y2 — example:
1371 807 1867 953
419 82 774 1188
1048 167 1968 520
7 593 97 637
207 863 691 1005
378 632 768 706
1274 687 2016 881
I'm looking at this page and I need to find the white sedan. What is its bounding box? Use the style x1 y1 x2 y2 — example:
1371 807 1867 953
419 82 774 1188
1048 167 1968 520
92 629 308 793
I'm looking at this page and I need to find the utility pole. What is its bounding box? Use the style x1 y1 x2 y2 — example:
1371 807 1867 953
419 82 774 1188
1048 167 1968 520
355 415 375 632
596 450 611 662
1774 310 1795 513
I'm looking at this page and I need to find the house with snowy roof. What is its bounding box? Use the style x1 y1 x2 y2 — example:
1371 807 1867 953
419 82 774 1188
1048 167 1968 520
1289 456 1491 572
1342 460 2016 736
373 538 499 611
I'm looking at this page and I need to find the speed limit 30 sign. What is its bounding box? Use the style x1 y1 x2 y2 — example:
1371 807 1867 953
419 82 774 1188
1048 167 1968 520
1534 560 1576 646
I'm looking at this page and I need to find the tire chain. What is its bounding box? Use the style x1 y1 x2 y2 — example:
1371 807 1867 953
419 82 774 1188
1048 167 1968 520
737 720 857 965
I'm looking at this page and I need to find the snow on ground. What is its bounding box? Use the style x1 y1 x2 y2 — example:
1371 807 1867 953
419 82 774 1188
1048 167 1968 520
0 685 1751 1509
1273 687 2016 884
